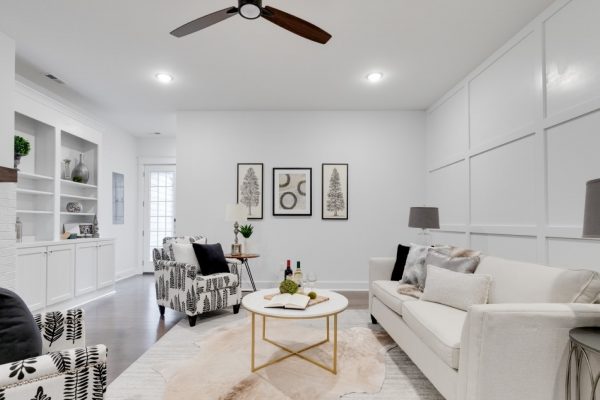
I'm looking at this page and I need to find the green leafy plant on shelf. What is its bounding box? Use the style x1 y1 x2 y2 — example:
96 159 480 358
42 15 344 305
279 279 298 295
239 224 254 239
14 135 31 170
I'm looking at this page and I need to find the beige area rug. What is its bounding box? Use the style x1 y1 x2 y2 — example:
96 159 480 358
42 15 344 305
158 317 395 400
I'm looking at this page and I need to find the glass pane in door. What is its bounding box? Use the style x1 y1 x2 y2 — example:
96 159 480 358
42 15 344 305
145 167 176 266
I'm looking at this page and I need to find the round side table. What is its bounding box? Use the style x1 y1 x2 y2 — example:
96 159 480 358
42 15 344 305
225 253 259 292
567 327 600 400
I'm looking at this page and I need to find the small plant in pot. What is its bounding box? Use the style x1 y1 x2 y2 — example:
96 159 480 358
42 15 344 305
14 135 31 170
239 224 255 254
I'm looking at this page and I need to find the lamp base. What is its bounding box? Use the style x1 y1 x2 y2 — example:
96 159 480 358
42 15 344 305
231 243 242 256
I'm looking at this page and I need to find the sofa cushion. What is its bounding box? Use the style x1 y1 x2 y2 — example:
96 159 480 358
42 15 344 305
163 236 207 260
402 300 467 369
475 256 600 304
171 243 200 267
197 273 239 292
391 244 410 281
0 288 43 365
371 280 418 316
422 265 491 311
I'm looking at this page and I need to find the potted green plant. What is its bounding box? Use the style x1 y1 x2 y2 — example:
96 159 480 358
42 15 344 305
14 135 31 170
239 224 255 254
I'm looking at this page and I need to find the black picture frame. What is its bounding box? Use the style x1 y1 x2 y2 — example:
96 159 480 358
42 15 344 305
273 167 312 216
322 163 348 220
237 163 264 220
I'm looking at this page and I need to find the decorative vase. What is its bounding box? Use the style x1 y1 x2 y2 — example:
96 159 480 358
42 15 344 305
66 202 83 213
63 159 72 180
14 154 21 170
244 237 255 254
72 153 89 184
92 214 99 238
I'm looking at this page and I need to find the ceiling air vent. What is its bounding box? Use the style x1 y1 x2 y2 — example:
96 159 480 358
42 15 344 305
44 73 65 84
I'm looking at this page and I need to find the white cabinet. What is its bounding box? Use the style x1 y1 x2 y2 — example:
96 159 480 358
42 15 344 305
97 241 115 289
75 242 98 296
16 238 115 311
16 246 47 310
46 244 74 306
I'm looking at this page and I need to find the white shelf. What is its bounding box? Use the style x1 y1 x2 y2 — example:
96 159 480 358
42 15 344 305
61 193 97 201
17 188 54 196
17 210 53 215
18 172 54 181
60 212 96 216
61 179 97 189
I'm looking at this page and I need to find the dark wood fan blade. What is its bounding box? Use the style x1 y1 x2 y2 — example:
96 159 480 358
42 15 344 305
170 7 238 37
261 6 331 44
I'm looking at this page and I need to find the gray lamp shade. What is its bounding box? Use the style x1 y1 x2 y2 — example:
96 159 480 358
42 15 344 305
583 178 600 238
409 207 440 229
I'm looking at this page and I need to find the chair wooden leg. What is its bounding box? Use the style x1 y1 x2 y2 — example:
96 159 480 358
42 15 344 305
233 304 241 314
188 315 197 327
158 305 165 316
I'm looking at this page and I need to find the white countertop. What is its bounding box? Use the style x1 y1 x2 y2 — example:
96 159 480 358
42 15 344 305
17 237 115 248
242 289 348 319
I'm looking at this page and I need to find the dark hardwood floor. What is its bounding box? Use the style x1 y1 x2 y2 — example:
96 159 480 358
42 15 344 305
81 274 368 384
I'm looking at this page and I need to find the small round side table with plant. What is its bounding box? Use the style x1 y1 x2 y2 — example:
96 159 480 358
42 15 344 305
14 135 31 170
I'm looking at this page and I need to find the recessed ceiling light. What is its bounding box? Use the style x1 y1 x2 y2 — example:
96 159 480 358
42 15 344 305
152 132 161 135
155 73 174 84
366 72 384 83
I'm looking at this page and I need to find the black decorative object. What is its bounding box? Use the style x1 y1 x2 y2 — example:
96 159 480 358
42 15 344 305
391 244 411 281
237 163 263 220
322 163 348 220
273 168 312 216
192 243 230 275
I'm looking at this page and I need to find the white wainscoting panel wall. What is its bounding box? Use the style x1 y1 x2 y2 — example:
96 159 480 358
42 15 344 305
427 0 600 270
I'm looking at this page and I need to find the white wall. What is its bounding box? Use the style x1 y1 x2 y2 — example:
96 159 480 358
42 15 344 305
426 0 600 271
177 111 426 290
0 31 16 289
136 137 176 159
0 32 15 168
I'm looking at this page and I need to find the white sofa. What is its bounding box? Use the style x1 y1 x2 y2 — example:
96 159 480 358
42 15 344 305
369 255 600 400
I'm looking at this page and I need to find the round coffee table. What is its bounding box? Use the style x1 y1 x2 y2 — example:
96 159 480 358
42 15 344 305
242 289 348 374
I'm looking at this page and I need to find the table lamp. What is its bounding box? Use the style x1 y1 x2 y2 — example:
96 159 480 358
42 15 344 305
583 178 600 238
226 204 247 255
409 207 440 245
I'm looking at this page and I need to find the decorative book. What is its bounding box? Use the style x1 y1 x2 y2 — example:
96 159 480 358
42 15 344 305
264 292 330 309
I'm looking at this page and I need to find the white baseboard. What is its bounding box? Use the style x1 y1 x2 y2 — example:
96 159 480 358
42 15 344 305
116 269 140 282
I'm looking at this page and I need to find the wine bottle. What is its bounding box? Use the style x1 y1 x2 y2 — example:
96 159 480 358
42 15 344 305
294 261 303 287
284 259 293 280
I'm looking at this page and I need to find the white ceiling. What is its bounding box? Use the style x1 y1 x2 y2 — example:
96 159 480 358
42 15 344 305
0 0 554 136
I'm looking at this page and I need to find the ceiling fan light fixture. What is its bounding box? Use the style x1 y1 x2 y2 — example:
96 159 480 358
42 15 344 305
366 72 384 83
155 73 174 84
239 0 262 19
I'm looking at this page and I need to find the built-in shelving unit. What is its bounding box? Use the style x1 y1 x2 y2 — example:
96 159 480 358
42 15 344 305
14 109 100 243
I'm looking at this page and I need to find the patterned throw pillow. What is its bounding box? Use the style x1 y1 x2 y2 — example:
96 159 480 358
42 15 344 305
420 248 481 289
401 244 430 288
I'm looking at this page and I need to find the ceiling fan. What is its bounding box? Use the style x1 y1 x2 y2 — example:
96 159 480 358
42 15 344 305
170 0 332 44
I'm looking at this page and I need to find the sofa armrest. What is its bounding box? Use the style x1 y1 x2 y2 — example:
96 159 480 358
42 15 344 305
459 303 600 400
226 259 242 278
0 345 107 391
368 258 396 312
34 308 85 353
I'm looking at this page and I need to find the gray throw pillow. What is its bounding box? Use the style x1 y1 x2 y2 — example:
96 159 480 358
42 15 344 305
420 249 481 289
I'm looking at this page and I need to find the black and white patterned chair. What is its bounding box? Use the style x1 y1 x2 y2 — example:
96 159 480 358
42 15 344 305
0 308 107 400
153 236 242 327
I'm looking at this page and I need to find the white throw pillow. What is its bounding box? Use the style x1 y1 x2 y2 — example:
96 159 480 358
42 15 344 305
421 265 492 311
170 243 200 267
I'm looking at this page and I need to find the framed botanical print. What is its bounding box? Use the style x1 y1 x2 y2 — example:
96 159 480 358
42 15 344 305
322 163 348 220
237 163 264 220
273 168 312 216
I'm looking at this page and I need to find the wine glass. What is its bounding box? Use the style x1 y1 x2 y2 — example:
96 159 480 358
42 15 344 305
307 272 317 292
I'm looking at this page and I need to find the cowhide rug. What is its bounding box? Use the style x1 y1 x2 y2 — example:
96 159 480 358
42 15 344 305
157 317 395 400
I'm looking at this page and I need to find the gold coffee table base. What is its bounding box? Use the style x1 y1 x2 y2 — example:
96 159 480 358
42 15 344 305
250 312 339 374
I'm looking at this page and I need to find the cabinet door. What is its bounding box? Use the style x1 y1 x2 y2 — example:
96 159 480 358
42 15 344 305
46 244 75 306
97 241 115 289
16 247 47 311
75 243 98 296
